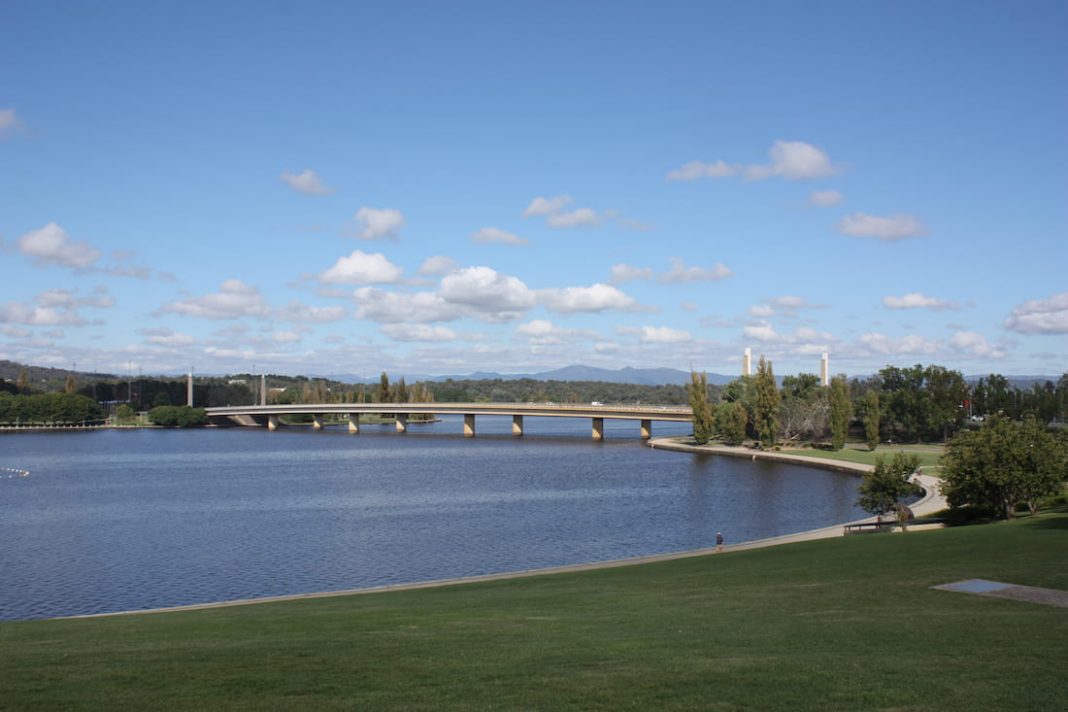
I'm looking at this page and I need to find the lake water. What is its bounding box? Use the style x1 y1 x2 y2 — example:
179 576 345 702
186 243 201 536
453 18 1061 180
0 416 867 620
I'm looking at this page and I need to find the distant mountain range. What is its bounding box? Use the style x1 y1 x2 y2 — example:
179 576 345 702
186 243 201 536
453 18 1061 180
2 359 1061 390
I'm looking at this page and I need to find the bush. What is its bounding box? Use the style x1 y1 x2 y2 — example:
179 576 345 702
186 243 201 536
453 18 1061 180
148 405 208 427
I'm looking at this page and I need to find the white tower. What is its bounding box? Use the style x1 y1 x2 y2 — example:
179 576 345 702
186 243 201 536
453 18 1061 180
820 353 829 387
187 369 194 406
261 373 267 406
743 348 752 377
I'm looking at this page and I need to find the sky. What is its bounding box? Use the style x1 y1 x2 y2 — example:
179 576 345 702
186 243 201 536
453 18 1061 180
1 1 1066 379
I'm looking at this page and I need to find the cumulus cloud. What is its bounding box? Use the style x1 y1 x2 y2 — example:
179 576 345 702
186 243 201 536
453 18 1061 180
272 331 302 343
17 222 102 269
856 332 939 356
667 140 837 183
380 324 458 342
748 295 823 319
353 288 458 324
0 287 114 328
660 257 732 283
319 250 403 284
515 319 556 339
744 321 779 342
837 212 925 241
439 267 536 319
141 328 195 346
546 207 601 229
948 331 1004 358
538 283 637 313
1004 292 1068 334
276 301 347 323
666 160 740 181
610 263 654 284
353 207 404 240
280 168 333 195
883 293 958 310
809 189 844 206
522 195 573 217
0 108 21 139
638 326 692 343
471 227 527 245
162 279 271 320
418 255 458 275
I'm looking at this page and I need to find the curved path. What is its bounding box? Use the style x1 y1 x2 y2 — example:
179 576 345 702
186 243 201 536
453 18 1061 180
60 437 947 620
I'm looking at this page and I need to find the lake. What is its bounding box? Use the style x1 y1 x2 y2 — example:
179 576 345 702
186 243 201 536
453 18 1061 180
0 416 868 620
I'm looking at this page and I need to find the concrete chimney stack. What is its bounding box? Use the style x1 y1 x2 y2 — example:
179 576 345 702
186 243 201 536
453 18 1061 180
743 348 752 377
820 353 829 387
187 369 194 407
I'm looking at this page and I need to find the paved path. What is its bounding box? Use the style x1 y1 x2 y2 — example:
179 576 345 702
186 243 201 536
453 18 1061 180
60 439 947 620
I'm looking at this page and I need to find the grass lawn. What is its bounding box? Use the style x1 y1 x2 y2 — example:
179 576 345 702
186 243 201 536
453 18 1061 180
782 442 944 469
1 513 1065 711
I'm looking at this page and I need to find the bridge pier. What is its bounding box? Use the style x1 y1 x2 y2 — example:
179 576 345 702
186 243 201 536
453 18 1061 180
312 414 324 430
395 414 407 433
512 414 524 436
347 414 360 434
464 414 476 437
268 414 279 431
640 419 652 439
592 417 604 441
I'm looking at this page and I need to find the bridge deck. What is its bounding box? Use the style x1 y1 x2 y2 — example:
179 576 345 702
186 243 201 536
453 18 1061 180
205 402 692 422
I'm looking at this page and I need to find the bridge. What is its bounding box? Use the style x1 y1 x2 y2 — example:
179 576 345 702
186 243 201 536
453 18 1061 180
205 403 693 440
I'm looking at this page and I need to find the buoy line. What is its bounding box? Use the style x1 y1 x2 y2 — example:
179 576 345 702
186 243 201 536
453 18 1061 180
1 466 30 479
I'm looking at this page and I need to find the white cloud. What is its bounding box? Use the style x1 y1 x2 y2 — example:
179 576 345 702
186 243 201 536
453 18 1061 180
610 263 653 284
748 304 775 318
538 283 636 313
17 222 102 269
162 279 271 320
353 207 405 240
0 287 113 327
745 140 837 180
667 140 837 183
418 255 458 275
516 319 556 338
276 301 347 323
144 329 196 346
471 227 527 245
856 332 939 356
0 108 20 139
522 195 572 217
280 168 333 195
660 257 732 283
353 288 458 324
380 324 458 342
665 160 740 181
837 212 925 241
272 331 302 343
439 267 536 319
1005 292 1068 334
546 208 600 229
319 250 403 284
744 321 779 342
948 331 1004 358
639 326 692 344
809 189 844 206
883 293 958 310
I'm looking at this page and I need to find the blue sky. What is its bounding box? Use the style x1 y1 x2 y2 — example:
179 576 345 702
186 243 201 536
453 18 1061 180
1 1 1065 378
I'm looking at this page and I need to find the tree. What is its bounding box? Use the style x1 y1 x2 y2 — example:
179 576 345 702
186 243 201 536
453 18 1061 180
856 452 922 523
716 401 747 446
753 356 780 448
687 370 714 445
779 373 828 443
376 372 391 404
393 377 409 404
942 416 1067 519
828 375 852 451
16 368 29 394
115 404 135 422
861 390 880 451
65 374 77 394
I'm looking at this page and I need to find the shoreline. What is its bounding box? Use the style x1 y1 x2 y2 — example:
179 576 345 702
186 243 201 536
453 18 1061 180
54 438 946 621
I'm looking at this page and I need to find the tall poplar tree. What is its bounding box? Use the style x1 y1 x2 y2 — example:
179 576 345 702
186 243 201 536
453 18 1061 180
376 372 391 404
862 390 880 451
687 370 715 445
829 375 852 450
754 356 780 448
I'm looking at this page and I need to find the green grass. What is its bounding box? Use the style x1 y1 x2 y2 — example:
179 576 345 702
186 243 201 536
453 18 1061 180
2 514 1065 711
782 442 944 468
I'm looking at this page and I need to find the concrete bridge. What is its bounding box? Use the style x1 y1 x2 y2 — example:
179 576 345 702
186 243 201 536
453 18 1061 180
204 403 693 440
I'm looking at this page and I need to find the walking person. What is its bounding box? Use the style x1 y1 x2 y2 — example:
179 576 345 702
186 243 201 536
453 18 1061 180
715 531 724 553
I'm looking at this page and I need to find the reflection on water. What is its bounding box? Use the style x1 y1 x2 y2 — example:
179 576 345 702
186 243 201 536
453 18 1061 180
0 417 867 620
